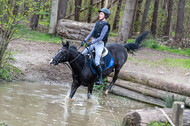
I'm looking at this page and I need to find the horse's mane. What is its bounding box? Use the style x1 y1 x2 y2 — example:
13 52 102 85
70 45 77 50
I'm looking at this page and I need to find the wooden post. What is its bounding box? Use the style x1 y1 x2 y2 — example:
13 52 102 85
172 101 184 126
49 0 59 34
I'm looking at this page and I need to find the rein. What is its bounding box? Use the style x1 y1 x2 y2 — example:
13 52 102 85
63 46 85 76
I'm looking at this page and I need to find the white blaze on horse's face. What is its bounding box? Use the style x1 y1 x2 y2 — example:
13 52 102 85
50 59 53 64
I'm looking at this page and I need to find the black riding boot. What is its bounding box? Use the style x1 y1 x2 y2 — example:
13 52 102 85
96 65 103 85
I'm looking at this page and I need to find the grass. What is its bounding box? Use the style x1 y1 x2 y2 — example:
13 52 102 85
163 95 186 108
148 121 171 126
128 55 190 71
93 78 107 91
161 58 190 70
13 24 62 44
0 52 22 81
143 39 190 57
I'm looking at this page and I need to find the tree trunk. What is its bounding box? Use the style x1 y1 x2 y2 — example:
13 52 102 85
140 0 151 33
29 0 41 30
101 0 105 8
87 0 93 23
122 108 190 126
111 85 166 107
56 19 94 40
104 0 109 8
57 0 68 21
112 0 122 31
107 77 190 107
117 0 137 44
49 0 59 34
174 0 185 48
134 0 143 33
151 0 159 37
109 70 190 97
163 0 173 37
128 0 137 39
75 0 82 21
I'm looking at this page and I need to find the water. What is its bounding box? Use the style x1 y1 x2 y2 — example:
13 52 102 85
0 81 153 126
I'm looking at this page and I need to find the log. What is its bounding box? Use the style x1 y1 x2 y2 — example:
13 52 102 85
122 108 190 126
107 77 190 107
110 85 166 107
109 70 190 97
56 19 94 40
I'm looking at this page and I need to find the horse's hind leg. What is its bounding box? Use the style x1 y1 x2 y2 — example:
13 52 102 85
104 66 121 97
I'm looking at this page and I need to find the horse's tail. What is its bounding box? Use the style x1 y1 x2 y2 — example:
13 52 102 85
124 30 150 53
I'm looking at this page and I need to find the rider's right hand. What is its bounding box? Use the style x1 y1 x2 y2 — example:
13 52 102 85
81 40 86 46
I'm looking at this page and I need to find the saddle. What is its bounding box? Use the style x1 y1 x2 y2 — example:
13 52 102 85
89 47 114 75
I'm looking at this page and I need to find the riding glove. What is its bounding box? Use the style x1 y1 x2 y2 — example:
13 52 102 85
81 40 86 46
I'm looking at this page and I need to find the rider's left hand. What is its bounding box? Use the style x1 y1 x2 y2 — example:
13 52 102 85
87 42 92 46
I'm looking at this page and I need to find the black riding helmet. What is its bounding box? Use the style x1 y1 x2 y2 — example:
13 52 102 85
98 8 110 19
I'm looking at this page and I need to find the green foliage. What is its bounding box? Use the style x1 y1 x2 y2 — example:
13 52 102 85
93 78 107 91
148 121 171 126
109 32 118 37
0 51 22 80
0 62 22 80
13 25 62 43
144 39 190 57
163 95 186 108
161 58 190 70
0 123 6 126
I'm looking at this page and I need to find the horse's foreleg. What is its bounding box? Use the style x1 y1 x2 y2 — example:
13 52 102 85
69 82 80 99
87 83 93 99
104 67 120 97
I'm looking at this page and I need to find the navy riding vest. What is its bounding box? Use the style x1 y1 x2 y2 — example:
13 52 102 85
92 20 110 45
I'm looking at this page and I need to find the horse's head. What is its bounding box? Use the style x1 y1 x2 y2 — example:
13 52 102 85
50 41 70 66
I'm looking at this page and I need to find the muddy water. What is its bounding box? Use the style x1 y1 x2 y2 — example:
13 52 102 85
0 81 153 126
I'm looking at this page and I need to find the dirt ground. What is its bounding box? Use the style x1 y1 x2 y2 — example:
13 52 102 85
7 39 190 85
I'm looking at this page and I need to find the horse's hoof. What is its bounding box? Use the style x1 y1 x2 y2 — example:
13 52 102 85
103 93 107 98
87 98 99 104
64 95 74 101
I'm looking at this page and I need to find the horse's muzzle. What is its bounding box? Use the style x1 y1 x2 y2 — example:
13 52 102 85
50 59 58 66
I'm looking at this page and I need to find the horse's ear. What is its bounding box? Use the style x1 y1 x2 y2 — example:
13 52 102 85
66 41 69 49
62 41 65 47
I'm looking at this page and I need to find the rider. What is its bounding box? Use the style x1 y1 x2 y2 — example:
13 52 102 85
81 8 110 85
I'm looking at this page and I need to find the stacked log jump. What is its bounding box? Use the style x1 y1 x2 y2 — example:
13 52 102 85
56 19 94 41
107 70 190 107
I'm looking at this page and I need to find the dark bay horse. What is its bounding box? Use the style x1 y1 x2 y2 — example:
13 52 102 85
50 31 150 99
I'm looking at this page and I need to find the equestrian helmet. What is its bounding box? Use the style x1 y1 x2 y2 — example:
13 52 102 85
98 8 110 18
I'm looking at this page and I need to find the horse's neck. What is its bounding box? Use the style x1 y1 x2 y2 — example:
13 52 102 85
69 49 85 74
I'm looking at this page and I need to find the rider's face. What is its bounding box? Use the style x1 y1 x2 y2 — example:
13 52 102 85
99 12 105 20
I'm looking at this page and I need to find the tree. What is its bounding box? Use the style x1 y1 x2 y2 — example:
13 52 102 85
112 0 122 31
58 0 68 21
29 0 41 30
151 0 160 37
87 0 93 23
101 0 105 8
75 0 82 21
117 0 137 44
49 0 59 34
134 0 143 33
174 0 185 47
163 0 173 37
0 0 37 66
128 0 137 38
140 0 151 33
